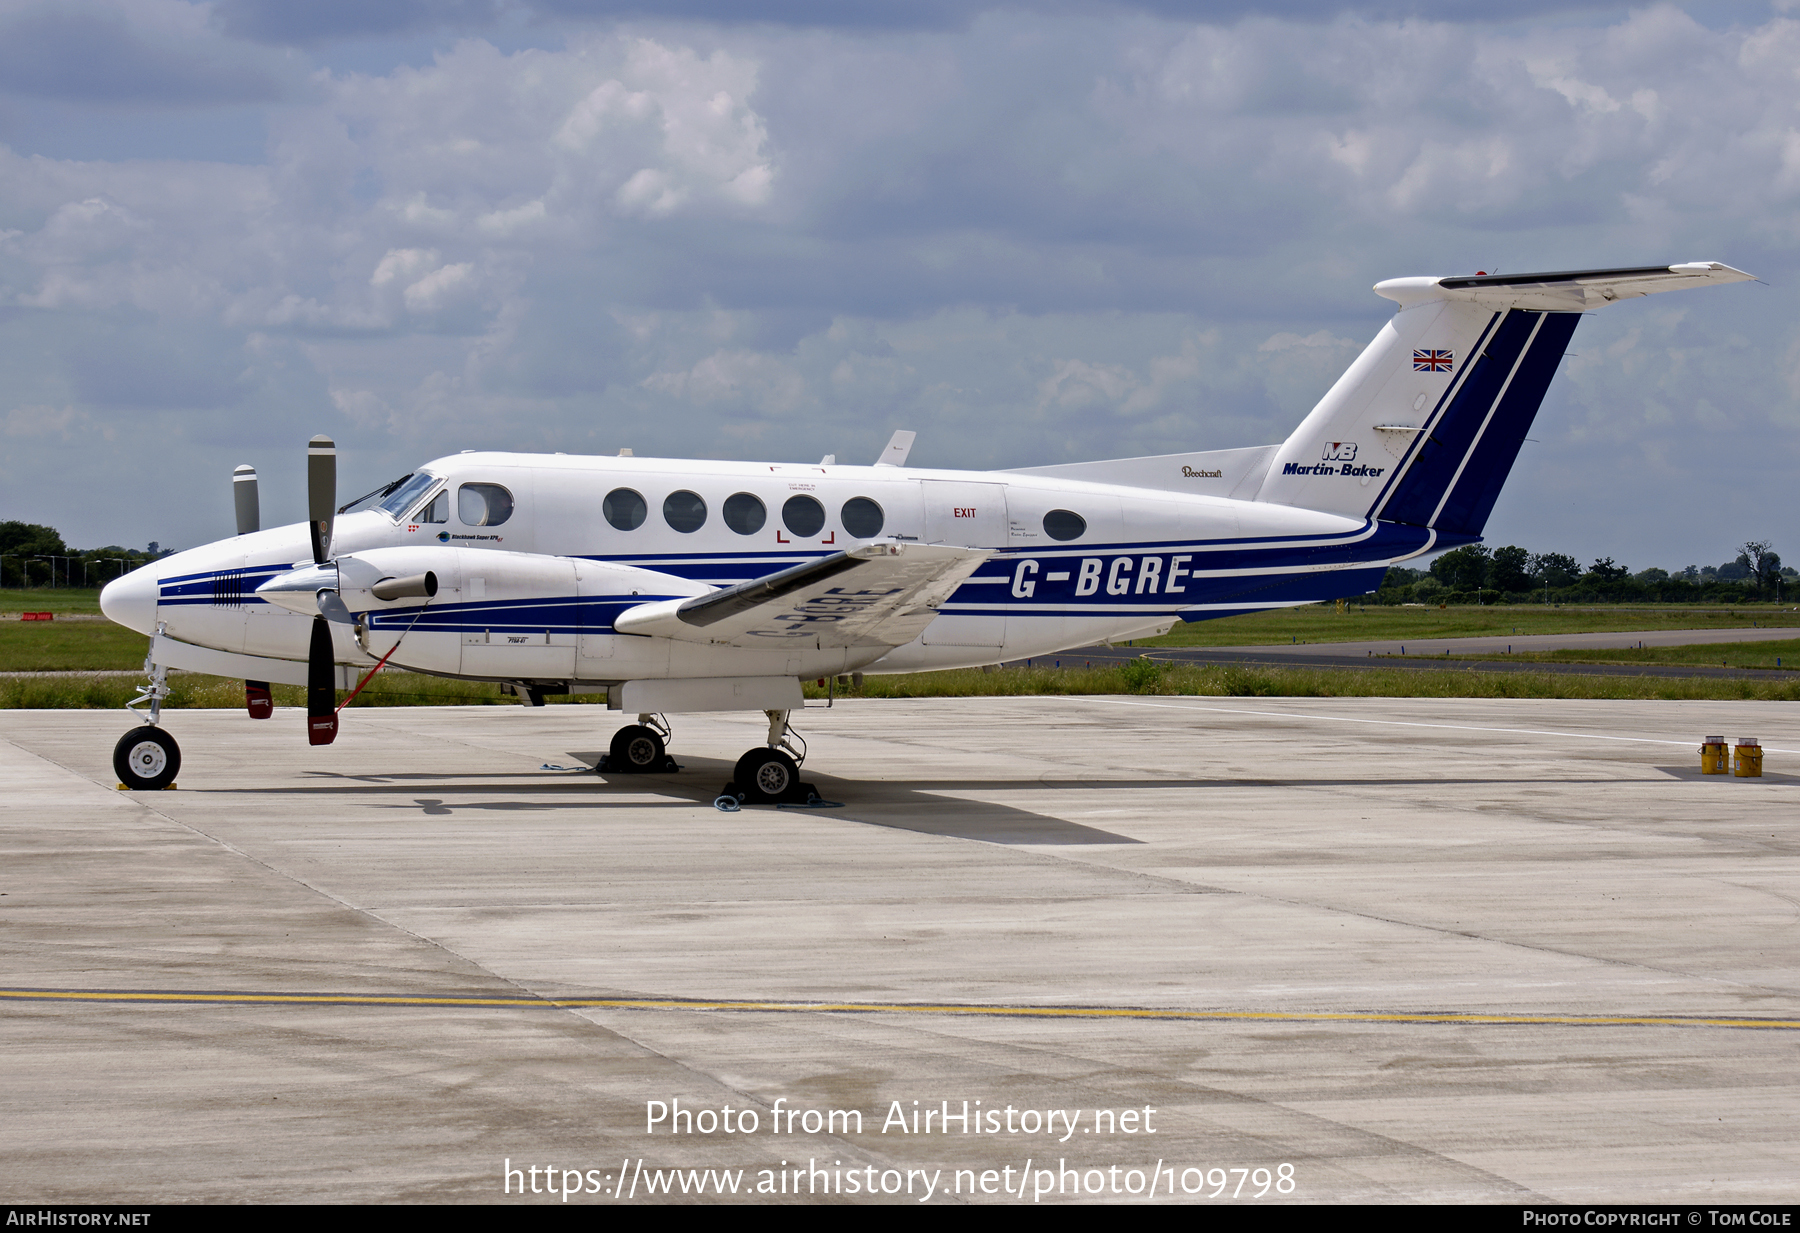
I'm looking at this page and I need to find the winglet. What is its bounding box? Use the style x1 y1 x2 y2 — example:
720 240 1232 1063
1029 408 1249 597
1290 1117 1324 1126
873 430 915 468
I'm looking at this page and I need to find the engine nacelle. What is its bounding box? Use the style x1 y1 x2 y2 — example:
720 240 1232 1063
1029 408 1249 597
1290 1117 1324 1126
257 548 710 681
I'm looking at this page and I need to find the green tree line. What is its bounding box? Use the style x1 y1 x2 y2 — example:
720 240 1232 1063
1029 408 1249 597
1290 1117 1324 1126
0 521 169 589
1367 541 1796 605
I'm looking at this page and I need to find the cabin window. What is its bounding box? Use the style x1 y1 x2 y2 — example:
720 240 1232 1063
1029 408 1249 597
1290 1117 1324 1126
458 483 514 527
723 492 766 535
418 490 448 524
782 495 826 538
1043 509 1086 541
663 489 708 533
603 488 647 531
841 496 884 538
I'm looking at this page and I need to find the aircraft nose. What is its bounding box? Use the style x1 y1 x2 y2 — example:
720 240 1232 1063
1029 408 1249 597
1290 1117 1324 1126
100 567 159 635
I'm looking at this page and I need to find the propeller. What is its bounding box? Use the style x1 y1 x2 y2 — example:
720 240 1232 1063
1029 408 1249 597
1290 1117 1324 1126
233 465 259 536
308 435 335 564
306 435 339 746
233 463 273 717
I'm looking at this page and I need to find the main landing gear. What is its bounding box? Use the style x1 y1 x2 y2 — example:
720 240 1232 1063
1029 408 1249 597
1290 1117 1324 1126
600 714 679 774
115 647 180 790
715 710 820 810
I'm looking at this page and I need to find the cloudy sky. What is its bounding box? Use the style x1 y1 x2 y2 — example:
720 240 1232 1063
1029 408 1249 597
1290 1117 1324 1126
1 0 1794 572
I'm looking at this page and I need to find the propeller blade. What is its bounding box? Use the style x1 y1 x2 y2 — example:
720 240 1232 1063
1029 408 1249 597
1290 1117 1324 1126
316 590 354 624
245 680 272 719
307 435 336 564
307 615 338 746
233 465 259 536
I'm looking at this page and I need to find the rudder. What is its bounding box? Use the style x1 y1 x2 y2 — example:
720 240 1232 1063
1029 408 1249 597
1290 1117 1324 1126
1376 309 1580 535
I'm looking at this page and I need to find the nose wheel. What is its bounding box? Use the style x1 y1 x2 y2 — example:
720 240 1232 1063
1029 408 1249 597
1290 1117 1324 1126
114 726 181 791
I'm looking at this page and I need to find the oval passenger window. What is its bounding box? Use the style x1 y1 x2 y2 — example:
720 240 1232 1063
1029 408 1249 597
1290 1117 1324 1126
841 497 884 538
663 490 707 533
782 495 826 538
1043 509 1086 542
458 483 514 527
723 492 766 535
603 488 647 531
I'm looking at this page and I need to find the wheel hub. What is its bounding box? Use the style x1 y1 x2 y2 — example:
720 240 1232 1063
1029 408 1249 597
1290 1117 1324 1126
129 742 168 777
754 760 791 795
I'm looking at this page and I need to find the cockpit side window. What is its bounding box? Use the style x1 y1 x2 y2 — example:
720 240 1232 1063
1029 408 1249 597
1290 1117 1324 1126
416 490 449 524
362 472 438 519
340 472 425 517
458 483 514 527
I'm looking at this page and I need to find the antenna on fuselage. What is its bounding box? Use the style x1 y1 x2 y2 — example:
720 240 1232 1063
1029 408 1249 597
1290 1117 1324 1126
873 430 915 468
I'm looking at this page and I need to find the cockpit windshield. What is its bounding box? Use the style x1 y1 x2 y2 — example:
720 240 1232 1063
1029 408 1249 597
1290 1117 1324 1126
338 471 441 520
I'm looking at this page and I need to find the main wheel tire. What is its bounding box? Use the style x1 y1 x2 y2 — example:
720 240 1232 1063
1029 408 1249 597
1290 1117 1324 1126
733 747 799 803
608 725 666 773
113 726 180 791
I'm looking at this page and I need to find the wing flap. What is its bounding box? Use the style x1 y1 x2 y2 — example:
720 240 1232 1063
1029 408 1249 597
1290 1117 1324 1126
612 542 990 649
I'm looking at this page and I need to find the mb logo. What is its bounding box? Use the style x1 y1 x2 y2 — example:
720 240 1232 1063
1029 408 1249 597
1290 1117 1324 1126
1321 441 1358 462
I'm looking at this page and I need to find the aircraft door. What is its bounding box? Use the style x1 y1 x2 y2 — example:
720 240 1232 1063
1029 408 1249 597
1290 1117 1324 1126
920 480 1007 548
919 480 1007 648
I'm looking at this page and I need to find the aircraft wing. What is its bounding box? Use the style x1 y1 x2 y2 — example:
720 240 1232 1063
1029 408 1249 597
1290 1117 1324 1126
612 542 990 649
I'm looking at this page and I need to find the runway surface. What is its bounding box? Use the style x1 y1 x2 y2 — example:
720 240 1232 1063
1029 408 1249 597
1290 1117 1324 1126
3 699 1798 1204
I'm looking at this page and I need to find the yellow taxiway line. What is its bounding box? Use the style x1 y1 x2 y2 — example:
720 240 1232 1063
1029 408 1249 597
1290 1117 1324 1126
3 987 1798 1030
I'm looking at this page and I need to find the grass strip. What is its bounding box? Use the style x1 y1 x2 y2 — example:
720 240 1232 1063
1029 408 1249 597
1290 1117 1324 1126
1414 637 1800 671
1142 604 1800 648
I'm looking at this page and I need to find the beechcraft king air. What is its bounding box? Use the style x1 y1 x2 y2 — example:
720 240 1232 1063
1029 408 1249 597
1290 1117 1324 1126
100 262 1752 801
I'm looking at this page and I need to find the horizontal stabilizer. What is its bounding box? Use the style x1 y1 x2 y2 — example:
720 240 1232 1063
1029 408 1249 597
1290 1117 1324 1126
1376 262 1753 312
613 542 989 649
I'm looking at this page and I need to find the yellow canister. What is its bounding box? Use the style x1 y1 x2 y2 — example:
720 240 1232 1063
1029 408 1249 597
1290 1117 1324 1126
1700 736 1728 775
1734 738 1763 778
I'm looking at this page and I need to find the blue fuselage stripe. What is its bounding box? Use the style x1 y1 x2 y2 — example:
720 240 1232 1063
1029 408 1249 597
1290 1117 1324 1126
156 520 1436 631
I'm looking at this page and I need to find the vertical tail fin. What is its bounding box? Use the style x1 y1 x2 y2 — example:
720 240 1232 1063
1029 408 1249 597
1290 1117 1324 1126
1255 263 1751 538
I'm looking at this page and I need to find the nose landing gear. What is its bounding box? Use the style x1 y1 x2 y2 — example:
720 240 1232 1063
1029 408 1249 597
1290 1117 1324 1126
116 643 179 790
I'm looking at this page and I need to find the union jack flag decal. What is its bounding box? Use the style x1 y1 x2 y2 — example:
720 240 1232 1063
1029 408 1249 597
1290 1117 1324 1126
1413 349 1453 372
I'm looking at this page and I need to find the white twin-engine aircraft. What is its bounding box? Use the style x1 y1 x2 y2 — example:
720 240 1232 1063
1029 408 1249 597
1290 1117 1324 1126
100 262 1751 802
